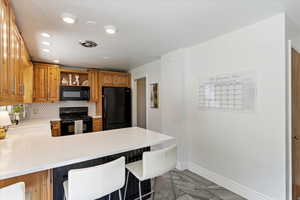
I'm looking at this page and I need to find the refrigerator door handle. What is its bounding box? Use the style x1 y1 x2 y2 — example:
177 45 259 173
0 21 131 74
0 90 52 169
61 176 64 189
103 94 107 120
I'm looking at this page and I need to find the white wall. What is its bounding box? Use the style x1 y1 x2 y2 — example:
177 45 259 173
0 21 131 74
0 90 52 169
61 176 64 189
160 49 189 168
185 13 287 200
131 13 288 200
130 60 161 132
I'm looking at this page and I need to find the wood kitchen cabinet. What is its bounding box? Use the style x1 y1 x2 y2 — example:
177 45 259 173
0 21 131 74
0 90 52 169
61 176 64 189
33 63 60 103
101 71 113 86
0 170 53 200
92 117 102 132
51 120 61 137
33 64 48 102
112 73 131 87
100 71 131 88
21 40 33 104
0 0 10 105
88 70 99 102
0 0 33 106
47 66 60 102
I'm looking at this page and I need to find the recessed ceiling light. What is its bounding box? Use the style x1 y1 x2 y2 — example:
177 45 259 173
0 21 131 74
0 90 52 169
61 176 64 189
61 13 76 24
104 25 117 35
42 49 50 53
86 21 96 25
42 41 51 46
41 33 51 38
53 59 60 63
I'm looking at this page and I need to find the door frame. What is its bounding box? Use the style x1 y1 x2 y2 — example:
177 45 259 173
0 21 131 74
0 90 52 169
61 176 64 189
288 40 292 200
132 75 148 129
287 41 300 200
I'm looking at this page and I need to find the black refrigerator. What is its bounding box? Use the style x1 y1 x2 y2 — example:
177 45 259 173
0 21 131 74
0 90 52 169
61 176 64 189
102 87 132 130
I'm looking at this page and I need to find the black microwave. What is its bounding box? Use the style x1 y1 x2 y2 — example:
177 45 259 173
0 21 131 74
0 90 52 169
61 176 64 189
60 86 90 101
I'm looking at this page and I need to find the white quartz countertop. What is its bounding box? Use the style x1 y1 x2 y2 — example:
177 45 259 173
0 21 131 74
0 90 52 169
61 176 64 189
0 121 173 180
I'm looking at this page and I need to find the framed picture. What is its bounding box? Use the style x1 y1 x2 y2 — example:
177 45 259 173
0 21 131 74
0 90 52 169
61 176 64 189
150 83 159 108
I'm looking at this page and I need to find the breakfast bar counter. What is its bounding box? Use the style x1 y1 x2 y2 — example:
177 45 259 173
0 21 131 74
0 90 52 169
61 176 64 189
0 121 173 200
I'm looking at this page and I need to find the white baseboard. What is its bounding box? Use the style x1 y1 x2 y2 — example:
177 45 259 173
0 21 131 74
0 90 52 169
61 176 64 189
176 162 188 170
188 162 274 200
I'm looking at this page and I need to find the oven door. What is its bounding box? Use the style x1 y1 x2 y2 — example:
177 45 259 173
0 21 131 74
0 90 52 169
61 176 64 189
61 120 93 136
60 86 90 101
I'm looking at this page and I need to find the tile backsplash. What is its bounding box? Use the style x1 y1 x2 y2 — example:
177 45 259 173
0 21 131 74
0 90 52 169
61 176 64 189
27 101 96 119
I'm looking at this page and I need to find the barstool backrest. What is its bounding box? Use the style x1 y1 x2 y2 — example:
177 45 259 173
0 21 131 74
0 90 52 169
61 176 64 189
68 157 125 200
0 182 25 200
143 145 177 180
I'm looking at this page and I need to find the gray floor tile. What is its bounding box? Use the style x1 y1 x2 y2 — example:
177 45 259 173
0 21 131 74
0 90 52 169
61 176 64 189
151 170 247 200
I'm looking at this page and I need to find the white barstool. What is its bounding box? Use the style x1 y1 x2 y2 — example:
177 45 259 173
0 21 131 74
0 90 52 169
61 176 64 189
0 182 25 200
124 145 177 200
63 157 125 200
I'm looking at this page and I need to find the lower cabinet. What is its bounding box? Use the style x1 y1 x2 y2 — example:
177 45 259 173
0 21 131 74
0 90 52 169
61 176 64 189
0 170 53 200
51 119 101 136
51 121 61 137
92 118 102 132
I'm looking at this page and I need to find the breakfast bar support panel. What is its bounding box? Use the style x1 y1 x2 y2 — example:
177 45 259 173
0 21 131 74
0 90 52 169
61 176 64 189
53 147 151 200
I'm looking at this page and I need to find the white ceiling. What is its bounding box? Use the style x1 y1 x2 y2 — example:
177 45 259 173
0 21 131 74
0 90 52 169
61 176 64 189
10 0 300 71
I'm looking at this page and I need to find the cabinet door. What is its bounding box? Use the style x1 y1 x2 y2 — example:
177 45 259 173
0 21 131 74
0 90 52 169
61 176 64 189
21 40 33 104
0 0 13 105
0 0 7 101
0 0 30 105
113 74 131 87
92 118 102 132
23 62 33 103
0 170 53 200
7 9 16 98
15 29 23 101
51 121 61 137
33 64 48 102
102 72 113 86
47 65 60 102
88 70 99 102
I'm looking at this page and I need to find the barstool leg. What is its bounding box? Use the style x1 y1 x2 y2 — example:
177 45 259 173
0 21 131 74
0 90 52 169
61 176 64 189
124 171 130 200
119 189 123 200
138 181 142 200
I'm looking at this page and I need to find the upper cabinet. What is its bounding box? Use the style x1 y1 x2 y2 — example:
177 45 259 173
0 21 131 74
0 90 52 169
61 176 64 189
100 71 131 88
0 0 10 105
88 70 99 102
0 0 33 106
33 63 60 103
47 65 60 102
21 40 33 104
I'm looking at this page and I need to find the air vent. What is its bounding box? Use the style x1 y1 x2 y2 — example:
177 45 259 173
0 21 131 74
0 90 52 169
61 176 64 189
79 40 98 48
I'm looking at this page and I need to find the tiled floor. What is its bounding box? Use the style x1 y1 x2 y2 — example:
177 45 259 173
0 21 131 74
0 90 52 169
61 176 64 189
152 170 246 200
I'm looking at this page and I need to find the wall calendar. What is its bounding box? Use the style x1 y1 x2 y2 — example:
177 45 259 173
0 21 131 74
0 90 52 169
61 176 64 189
198 71 256 112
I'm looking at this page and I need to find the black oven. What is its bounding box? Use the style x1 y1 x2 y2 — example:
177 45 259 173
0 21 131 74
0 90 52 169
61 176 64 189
59 107 93 136
60 119 93 136
60 86 90 101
